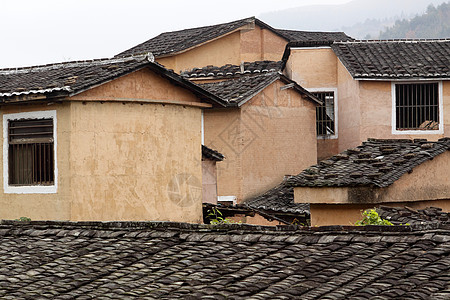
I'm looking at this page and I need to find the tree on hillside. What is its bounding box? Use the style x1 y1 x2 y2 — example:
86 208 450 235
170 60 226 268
379 2 450 39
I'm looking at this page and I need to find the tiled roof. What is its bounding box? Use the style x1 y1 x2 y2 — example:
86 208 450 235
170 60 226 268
0 54 227 107
116 17 352 58
288 138 450 188
202 145 224 161
1 220 449 299
117 17 257 58
377 206 450 225
181 60 284 79
198 72 321 107
331 40 450 79
276 29 353 42
245 179 309 215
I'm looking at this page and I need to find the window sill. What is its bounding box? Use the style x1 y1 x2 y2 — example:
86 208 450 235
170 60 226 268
4 185 57 194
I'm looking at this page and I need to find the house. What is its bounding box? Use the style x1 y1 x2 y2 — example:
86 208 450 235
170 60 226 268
0 54 228 222
183 61 321 202
1 219 449 298
289 138 450 226
116 17 352 75
283 39 450 160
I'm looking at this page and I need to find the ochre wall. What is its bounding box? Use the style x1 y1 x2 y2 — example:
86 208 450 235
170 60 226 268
204 81 317 202
0 104 72 220
240 26 287 62
68 69 205 222
157 32 241 73
202 160 218 204
156 25 288 74
241 81 317 200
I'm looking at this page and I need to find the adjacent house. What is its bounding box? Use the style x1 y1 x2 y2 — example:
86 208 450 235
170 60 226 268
283 39 450 160
1 219 449 298
289 138 450 225
182 61 321 202
0 54 227 222
116 17 352 75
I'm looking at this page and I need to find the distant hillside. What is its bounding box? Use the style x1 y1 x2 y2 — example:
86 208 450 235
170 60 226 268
379 2 450 38
259 0 447 39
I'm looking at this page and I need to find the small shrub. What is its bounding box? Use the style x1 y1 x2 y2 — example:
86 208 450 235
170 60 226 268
206 207 239 225
355 209 393 226
15 217 31 222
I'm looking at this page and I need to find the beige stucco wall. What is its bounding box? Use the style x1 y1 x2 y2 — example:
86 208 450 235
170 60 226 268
0 103 72 220
68 69 205 222
204 81 317 202
157 31 241 74
202 160 218 204
157 25 288 74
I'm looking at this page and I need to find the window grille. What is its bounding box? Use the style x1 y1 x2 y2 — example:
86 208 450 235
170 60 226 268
8 119 54 185
395 83 439 130
314 92 335 136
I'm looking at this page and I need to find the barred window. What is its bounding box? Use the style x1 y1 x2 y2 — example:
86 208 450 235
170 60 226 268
395 83 439 130
8 118 54 185
314 91 335 136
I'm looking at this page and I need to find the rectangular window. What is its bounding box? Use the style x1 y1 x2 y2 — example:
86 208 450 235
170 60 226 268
8 119 54 185
314 91 335 136
395 83 439 130
3 110 57 194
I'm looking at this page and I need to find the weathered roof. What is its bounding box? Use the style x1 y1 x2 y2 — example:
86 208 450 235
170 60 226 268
181 60 284 79
1 220 449 299
276 29 352 42
377 206 450 226
288 138 450 188
116 17 352 58
245 179 309 215
331 40 450 79
202 145 224 161
198 72 321 107
0 54 227 107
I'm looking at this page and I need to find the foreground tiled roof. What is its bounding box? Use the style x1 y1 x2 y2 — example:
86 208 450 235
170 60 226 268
245 179 309 215
198 72 321 107
202 145 224 161
181 61 283 79
0 55 227 106
331 40 450 79
117 17 352 58
378 206 450 226
1 220 449 299
288 138 450 188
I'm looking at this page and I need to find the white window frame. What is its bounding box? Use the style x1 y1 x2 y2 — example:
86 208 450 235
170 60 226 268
308 87 338 139
3 110 57 194
391 81 443 135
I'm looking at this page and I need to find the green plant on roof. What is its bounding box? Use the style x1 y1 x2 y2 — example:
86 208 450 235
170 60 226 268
206 207 239 225
355 209 393 226
15 217 31 222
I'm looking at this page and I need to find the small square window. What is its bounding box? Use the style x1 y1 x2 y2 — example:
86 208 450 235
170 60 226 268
395 83 439 130
3 110 57 194
313 91 335 136
8 118 54 185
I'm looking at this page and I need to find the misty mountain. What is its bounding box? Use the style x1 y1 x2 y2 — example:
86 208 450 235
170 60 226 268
259 0 448 39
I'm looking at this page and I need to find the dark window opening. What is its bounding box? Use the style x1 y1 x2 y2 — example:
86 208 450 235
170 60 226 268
8 119 54 185
395 83 439 130
314 91 335 136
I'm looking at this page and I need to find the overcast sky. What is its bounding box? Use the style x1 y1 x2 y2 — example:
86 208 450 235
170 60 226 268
0 0 353 68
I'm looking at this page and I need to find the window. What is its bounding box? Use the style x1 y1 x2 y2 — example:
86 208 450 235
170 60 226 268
3 111 57 193
313 91 335 136
394 82 441 131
